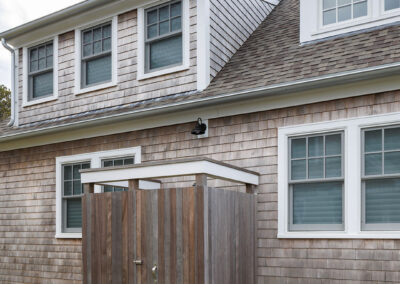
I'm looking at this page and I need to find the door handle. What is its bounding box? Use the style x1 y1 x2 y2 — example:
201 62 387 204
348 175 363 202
133 259 143 265
152 264 158 283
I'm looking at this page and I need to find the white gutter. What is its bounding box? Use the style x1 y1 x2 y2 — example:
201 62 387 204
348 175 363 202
1 61 400 142
1 39 16 127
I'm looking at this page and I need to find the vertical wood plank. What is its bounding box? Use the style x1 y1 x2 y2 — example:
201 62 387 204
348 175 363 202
188 188 196 284
112 193 122 284
176 189 183 284
136 190 143 284
158 189 165 283
182 189 189 284
169 188 177 284
84 183 94 194
195 187 205 284
128 179 139 191
129 190 136 284
82 195 88 284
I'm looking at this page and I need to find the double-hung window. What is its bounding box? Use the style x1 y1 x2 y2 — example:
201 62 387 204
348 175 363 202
385 0 400 11
145 1 183 72
62 162 90 233
322 0 368 26
28 42 54 100
102 157 135 192
289 133 344 231
362 126 400 230
81 22 112 88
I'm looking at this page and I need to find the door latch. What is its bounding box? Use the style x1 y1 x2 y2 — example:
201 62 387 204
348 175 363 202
133 259 143 265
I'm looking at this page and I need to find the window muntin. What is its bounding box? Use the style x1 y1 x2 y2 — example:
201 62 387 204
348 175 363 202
322 0 368 26
362 126 400 230
289 132 344 231
102 157 135 192
145 1 182 72
62 162 90 232
28 42 54 100
385 0 400 11
81 22 112 88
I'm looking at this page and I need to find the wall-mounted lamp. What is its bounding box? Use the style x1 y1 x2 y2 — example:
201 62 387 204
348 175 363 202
191 118 208 138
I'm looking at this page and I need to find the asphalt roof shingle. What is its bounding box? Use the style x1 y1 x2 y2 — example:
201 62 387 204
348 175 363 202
2 0 400 139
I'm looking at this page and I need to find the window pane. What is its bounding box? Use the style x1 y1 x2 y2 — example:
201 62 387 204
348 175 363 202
308 136 324 157
104 185 113 192
353 1 368 18
171 2 181 17
326 134 341 156
293 182 342 225
365 153 382 176
114 159 124 166
159 5 169 21
85 55 112 86
83 31 92 44
82 163 90 170
114 187 126 192
384 127 400 151
73 164 81 180
46 44 53 56
365 130 382 153
103 160 114 167
291 138 306 159
338 0 351 5
64 165 72 180
149 35 182 70
103 38 111 52
83 44 92 57
323 9 337 25
38 58 46 70
38 46 46 58
46 56 53 68
32 71 53 98
291 159 306 180
365 179 400 224
171 17 182 32
147 10 158 25
323 0 336 9
159 21 170 36
338 5 351 22
64 181 72 196
385 0 400 10
73 180 82 195
93 27 102 41
66 199 82 228
103 24 111 38
30 49 38 61
308 158 324 179
147 24 158 39
384 152 400 174
30 61 38 72
326 157 342 178
93 41 102 54
124 158 134 165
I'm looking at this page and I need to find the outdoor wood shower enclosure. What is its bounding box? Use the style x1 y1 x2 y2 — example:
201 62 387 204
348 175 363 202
80 158 259 284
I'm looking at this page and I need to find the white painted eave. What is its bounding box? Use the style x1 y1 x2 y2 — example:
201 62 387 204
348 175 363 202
80 158 260 185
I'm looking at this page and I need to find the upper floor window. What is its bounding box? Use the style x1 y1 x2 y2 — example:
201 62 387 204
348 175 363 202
81 22 112 88
102 157 135 192
385 0 400 11
145 1 183 73
322 0 368 26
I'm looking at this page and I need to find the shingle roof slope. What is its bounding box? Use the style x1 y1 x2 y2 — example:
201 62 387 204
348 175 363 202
2 0 400 139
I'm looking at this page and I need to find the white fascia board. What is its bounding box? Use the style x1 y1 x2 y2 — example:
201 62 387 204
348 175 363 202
81 160 259 185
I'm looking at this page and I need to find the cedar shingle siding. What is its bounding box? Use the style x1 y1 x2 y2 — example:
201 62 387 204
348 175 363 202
1 90 400 283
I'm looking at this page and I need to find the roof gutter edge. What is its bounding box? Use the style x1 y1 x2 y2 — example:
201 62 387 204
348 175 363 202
1 61 400 143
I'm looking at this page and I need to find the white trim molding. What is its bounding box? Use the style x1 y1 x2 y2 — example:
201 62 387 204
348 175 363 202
278 111 400 239
301 0 400 43
22 36 59 107
196 0 211 91
74 16 118 95
137 0 190 81
55 146 141 239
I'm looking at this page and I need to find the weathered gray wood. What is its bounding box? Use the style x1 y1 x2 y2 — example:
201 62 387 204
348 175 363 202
111 192 122 284
196 174 208 188
128 179 139 191
84 183 94 194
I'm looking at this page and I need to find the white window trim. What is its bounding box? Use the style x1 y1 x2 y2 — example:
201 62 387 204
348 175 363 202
137 0 190 81
55 146 141 239
300 0 400 43
22 36 59 107
74 16 118 96
278 111 400 239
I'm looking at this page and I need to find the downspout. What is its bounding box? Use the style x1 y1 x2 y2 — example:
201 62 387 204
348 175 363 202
1 38 16 127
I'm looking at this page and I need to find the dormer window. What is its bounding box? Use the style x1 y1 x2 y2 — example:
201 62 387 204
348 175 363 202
322 0 368 26
385 0 400 11
145 1 183 72
28 42 54 100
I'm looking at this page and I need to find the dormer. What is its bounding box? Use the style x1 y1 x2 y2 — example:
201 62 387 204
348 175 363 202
300 0 400 43
0 0 278 128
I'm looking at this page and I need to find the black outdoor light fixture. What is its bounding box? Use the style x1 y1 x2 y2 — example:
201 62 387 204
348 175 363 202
191 118 207 136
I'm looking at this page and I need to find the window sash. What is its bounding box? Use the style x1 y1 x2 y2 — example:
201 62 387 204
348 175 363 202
322 0 368 26
101 157 135 192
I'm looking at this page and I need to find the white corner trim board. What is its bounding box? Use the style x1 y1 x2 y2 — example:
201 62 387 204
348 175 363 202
55 146 141 239
278 111 400 239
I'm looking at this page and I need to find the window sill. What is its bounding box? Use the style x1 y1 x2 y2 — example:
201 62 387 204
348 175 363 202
278 232 400 239
55 232 82 239
75 81 117 96
137 64 189 81
22 95 58 108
